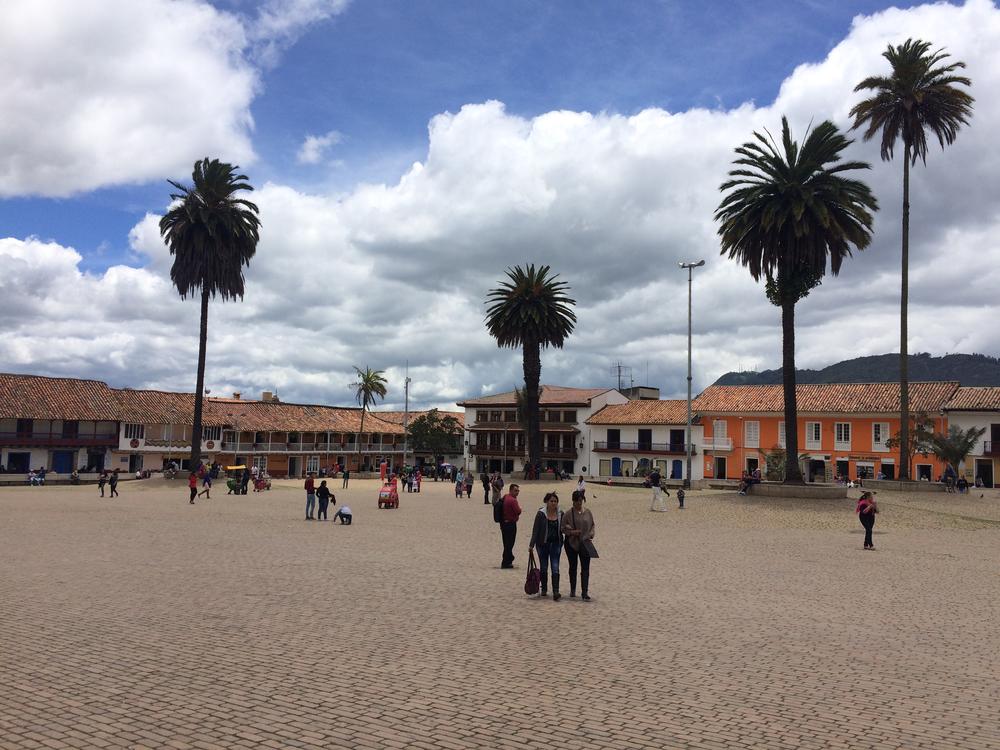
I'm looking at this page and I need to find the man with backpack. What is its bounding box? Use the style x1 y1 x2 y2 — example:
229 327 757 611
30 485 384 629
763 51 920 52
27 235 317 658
494 483 522 568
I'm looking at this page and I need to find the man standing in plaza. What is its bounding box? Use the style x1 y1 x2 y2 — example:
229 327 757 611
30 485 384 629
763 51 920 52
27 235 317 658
304 472 316 520
648 467 666 512
499 483 522 568
342 468 350 488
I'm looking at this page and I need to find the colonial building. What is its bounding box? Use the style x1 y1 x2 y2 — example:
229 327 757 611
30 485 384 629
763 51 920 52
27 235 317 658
0 374 119 473
585 399 704 481
692 382 958 482
0 373 461 478
942 386 1000 488
458 386 628 475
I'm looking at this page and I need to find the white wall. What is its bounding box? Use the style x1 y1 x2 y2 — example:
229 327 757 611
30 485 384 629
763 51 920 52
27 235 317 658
587 424 705 480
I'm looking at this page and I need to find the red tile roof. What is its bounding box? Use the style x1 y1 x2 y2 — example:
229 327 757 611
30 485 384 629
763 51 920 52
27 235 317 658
693 382 960 414
374 410 465 428
458 385 614 407
587 400 692 425
0 373 409 433
944 387 1000 411
0 373 121 420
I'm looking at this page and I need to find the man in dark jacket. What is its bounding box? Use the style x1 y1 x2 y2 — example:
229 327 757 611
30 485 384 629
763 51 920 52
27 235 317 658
499 484 522 568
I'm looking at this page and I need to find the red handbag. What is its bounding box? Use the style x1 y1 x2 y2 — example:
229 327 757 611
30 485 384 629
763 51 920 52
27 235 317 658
524 549 540 595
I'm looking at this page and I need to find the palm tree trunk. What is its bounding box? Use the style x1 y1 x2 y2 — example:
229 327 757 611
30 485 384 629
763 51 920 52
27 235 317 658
898 146 911 480
523 337 542 473
781 298 804 484
358 407 366 472
190 287 209 469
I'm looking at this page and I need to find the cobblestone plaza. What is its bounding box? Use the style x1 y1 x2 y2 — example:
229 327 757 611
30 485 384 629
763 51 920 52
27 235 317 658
2 479 998 750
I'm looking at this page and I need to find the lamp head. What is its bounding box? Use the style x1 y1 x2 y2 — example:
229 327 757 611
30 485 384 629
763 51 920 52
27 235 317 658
678 259 706 269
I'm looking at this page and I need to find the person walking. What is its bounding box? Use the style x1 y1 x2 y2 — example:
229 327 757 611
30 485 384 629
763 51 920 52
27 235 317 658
197 472 212 499
304 472 316 520
481 471 490 504
316 480 333 521
576 475 586 498
498 483 522 569
454 468 464 499
491 472 505 505
857 491 878 550
648 467 666 512
188 471 198 504
240 466 251 495
562 489 595 600
342 469 350 489
464 470 475 499
529 492 564 600
109 469 120 497
98 471 108 497
415 469 422 493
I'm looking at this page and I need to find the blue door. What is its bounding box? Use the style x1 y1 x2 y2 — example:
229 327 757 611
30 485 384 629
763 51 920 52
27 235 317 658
611 457 622 477
671 460 682 479
53 450 75 474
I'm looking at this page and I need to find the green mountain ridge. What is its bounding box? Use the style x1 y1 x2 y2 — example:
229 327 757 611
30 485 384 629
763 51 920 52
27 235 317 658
713 353 1000 387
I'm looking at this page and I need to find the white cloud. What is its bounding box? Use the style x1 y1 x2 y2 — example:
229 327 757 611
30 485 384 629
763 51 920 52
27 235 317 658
250 0 352 68
1 0 999 408
297 131 344 164
0 0 349 198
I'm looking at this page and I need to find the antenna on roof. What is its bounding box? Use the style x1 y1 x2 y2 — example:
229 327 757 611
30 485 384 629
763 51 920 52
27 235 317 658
610 362 633 391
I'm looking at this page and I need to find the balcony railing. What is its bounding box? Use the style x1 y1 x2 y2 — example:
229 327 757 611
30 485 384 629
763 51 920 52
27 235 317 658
986 441 999 456
702 437 733 451
0 432 117 447
593 441 690 454
471 444 523 456
542 446 578 457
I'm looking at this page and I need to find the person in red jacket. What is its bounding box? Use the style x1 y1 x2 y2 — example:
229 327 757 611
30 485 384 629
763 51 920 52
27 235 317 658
499 483 522 569
188 471 198 504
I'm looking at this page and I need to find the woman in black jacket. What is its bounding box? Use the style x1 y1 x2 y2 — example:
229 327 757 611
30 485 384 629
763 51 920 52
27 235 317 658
529 492 563 600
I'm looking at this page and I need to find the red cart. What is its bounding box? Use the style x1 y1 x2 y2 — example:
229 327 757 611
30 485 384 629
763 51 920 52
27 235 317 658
378 481 399 509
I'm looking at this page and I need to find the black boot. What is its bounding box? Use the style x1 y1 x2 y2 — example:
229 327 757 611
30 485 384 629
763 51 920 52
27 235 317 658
552 574 561 601
540 569 548 597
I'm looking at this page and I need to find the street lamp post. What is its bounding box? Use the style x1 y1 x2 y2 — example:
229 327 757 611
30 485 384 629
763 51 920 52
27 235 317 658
679 259 705 490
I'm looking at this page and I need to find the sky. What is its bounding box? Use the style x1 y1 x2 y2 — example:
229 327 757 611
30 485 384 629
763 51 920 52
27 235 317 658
1 0 998 411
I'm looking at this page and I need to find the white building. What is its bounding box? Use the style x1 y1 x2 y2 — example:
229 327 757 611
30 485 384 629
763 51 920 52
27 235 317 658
585 399 705 481
458 386 628 476
943 386 1000 488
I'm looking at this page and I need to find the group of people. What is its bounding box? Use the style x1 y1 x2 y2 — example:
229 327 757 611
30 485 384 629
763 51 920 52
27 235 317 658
737 468 762 496
304 473 352 523
493 482 597 601
98 469 120 497
646 467 685 511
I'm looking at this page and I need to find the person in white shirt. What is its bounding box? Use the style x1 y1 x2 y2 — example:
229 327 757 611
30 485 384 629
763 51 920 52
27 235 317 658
334 504 353 525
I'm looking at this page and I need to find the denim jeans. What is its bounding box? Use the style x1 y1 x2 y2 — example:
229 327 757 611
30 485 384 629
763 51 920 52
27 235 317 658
537 540 561 576
305 493 316 517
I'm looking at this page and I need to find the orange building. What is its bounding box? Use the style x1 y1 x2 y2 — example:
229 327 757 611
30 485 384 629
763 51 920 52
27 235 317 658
692 382 958 482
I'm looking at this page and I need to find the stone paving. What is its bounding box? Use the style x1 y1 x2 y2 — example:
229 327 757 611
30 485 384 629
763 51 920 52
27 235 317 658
1 477 998 750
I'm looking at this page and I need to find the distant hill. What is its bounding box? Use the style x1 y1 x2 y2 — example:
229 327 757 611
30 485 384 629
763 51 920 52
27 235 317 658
713 353 1000 387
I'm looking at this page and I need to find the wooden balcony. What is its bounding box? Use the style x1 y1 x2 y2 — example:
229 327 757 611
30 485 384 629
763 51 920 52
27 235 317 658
0 432 117 447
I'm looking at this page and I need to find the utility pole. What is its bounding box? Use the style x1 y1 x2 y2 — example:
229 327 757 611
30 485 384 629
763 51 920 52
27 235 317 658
679 259 705 489
402 362 411 468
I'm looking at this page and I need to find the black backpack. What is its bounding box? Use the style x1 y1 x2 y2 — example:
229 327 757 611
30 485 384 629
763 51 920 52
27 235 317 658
492 496 504 523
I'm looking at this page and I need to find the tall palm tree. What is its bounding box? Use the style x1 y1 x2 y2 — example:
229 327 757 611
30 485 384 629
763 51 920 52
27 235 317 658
159 158 260 469
929 425 986 478
716 118 878 483
485 265 576 473
850 38 974 481
352 366 387 471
